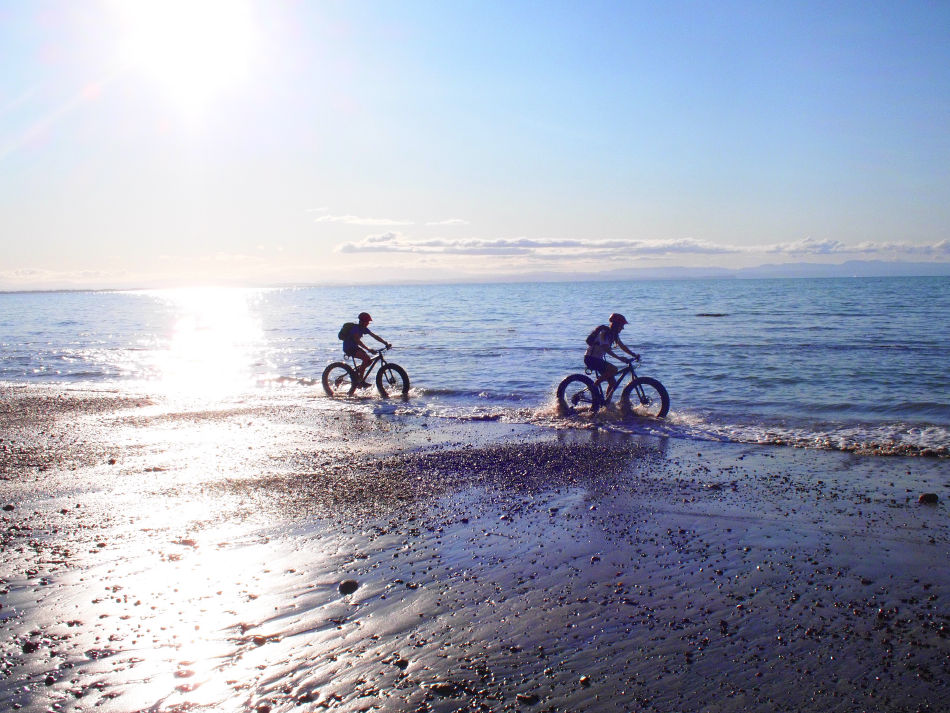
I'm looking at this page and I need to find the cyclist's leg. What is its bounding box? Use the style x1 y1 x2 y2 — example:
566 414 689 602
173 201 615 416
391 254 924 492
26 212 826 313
355 350 371 384
344 347 371 384
602 363 618 397
584 356 614 389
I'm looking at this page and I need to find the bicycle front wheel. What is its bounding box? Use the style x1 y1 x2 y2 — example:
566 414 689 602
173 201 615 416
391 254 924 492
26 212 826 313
620 377 670 419
376 363 410 398
322 362 357 397
556 374 600 415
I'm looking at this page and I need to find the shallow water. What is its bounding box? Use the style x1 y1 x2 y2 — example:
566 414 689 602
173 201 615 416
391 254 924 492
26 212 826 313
1 276 948 455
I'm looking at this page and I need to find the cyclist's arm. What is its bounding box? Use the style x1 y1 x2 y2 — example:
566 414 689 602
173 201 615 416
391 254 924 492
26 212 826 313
614 337 640 361
366 330 391 350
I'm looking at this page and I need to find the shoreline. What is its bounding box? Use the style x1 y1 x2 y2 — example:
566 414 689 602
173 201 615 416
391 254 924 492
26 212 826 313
1 385 947 712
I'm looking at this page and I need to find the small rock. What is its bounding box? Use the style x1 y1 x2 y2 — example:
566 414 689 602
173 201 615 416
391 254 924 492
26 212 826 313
428 681 463 697
339 579 359 595
516 692 540 705
579 675 591 687
918 493 938 505
2 504 13 511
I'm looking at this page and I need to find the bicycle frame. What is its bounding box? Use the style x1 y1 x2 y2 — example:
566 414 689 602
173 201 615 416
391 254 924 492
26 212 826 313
590 359 637 404
347 346 390 385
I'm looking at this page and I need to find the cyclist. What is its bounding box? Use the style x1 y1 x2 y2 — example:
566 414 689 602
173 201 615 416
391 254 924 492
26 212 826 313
342 312 391 385
585 313 640 395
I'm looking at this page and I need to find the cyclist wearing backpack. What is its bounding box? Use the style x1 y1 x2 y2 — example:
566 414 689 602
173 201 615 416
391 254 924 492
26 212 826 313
585 313 640 393
339 312 391 385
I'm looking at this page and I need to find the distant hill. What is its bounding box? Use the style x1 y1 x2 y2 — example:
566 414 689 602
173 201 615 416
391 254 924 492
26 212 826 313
734 260 950 279
3 260 948 293
503 260 950 283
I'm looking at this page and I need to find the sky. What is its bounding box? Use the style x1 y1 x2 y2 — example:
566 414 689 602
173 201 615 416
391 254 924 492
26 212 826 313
1 0 949 290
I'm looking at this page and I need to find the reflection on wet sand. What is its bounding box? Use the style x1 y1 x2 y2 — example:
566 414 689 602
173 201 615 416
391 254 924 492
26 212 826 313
0 386 947 712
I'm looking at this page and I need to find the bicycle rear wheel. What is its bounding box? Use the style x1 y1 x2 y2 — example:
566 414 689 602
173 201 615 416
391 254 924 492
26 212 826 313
556 374 601 415
376 363 410 398
620 377 669 419
322 362 358 397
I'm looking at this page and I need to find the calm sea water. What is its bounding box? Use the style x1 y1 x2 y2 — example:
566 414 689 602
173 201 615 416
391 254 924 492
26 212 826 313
1 277 948 456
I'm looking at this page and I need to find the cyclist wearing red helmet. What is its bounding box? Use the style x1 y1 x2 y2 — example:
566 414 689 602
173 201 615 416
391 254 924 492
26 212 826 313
342 312 391 385
584 312 640 393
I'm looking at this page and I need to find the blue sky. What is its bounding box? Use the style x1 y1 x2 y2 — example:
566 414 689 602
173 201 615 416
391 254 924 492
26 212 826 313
1 0 948 289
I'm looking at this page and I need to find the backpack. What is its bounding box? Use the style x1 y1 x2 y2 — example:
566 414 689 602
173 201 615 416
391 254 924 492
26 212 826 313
586 325 608 346
338 322 357 341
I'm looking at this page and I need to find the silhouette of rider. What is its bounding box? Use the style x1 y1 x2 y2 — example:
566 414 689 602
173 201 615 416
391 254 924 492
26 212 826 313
584 313 640 394
343 312 391 385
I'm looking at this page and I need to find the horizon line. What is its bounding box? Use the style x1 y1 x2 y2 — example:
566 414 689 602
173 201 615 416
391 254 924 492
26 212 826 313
2 264 949 295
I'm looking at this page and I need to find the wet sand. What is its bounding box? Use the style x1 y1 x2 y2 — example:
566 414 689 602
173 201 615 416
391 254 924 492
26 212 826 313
1 384 947 712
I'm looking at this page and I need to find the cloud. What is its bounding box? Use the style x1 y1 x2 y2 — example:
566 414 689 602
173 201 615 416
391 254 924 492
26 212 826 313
425 218 470 226
764 237 849 254
157 252 262 264
0 267 131 289
333 232 950 271
309 209 471 228
852 239 950 256
763 238 950 256
313 213 414 227
337 234 736 258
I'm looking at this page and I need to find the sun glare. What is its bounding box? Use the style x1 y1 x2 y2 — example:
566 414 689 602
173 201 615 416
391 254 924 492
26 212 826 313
112 0 258 114
148 287 267 399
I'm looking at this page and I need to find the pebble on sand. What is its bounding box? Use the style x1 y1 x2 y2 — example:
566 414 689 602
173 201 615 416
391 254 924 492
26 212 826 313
918 493 939 505
339 579 359 595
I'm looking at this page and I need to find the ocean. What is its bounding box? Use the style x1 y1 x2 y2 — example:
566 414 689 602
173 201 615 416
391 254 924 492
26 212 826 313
1 276 948 457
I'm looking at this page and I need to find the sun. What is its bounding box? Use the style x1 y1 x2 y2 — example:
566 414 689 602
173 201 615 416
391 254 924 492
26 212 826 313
112 0 258 114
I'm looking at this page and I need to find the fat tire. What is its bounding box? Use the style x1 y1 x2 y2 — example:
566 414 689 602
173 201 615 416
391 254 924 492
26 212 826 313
376 363 410 398
322 362 358 397
556 374 601 415
620 377 670 419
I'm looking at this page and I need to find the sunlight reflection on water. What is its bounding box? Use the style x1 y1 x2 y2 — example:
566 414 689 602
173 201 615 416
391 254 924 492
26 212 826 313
144 287 269 399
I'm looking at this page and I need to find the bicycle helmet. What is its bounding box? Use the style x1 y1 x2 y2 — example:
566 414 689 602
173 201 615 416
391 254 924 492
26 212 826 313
608 313 628 325
358 312 372 323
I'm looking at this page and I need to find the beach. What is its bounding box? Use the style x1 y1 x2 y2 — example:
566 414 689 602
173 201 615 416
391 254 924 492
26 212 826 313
0 384 947 713
5 0 950 709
